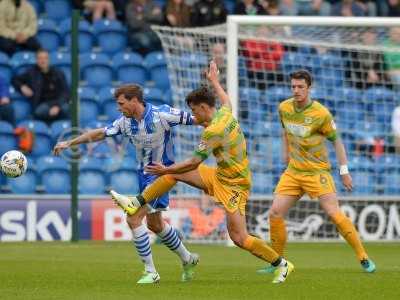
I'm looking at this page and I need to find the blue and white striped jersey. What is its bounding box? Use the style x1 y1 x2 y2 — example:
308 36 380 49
104 103 193 169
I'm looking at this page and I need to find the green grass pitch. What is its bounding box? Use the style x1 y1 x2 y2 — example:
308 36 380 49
1 242 399 300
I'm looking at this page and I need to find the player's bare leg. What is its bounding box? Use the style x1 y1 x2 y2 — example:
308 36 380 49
146 212 199 282
319 193 376 273
226 210 294 283
257 194 299 274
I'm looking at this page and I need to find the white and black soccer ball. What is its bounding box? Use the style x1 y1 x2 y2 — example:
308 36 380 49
0 150 28 178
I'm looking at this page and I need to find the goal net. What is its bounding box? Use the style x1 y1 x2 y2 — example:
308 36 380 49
152 17 400 242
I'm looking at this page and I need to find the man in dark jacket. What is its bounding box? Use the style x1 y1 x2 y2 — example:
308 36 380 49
0 74 16 126
191 0 227 27
12 49 69 122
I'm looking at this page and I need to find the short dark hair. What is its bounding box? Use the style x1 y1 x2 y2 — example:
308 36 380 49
185 85 216 107
114 84 144 103
290 69 313 87
36 48 48 55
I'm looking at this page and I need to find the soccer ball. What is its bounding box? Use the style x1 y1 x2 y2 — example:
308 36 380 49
0 150 28 178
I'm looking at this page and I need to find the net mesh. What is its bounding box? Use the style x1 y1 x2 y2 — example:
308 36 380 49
153 23 400 197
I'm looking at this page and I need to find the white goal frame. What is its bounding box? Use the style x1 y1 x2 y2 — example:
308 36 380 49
227 16 400 118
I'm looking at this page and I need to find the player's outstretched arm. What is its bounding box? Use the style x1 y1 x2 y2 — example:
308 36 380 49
53 128 106 155
145 156 203 175
206 61 232 110
333 138 353 191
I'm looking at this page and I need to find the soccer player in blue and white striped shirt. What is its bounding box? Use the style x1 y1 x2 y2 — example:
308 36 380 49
53 84 199 284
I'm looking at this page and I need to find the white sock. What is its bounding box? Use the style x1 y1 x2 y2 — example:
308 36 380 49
158 223 191 263
132 224 156 273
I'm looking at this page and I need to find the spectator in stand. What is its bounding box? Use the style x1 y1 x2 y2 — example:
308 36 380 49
279 0 331 16
386 0 400 16
72 0 116 21
191 0 227 27
262 0 282 15
125 0 163 55
392 105 400 153
11 49 69 123
0 75 16 126
165 0 191 27
384 27 400 88
331 0 367 16
0 0 41 56
241 26 285 90
235 0 267 15
346 29 391 89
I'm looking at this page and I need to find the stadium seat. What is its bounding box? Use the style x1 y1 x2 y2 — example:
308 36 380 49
37 155 70 194
144 51 170 91
0 52 12 83
10 51 35 75
60 19 94 53
351 170 376 195
110 170 139 194
364 86 395 103
80 53 113 87
18 120 52 157
29 0 44 14
99 86 120 121
50 119 71 142
252 172 274 194
9 87 32 121
383 172 400 195
143 87 164 106
93 19 127 54
281 52 310 75
50 52 71 85
37 19 61 52
8 168 37 194
79 157 106 194
223 0 235 14
112 52 146 85
0 121 17 154
78 86 100 126
163 89 173 105
264 86 291 107
45 0 71 21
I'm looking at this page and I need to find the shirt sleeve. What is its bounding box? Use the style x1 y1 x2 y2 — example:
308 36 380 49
320 112 337 141
104 117 124 137
159 105 193 127
193 128 220 161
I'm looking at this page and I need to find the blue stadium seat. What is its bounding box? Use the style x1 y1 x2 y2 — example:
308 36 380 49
281 52 310 75
45 0 71 21
50 51 71 85
383 172 400 195
113 52 146 85
50 119 71 142
364 87 395 103
98 86 120 121
78 86 99 126
144 51 170 91
9 87 32 121
0 52 12 83
10 51 35 75
252 172 274 194
79 157 106 194
28 0 44 14
18 120 52 157
351 170 376 195
223 0 235 14
143 87 164 106
0 121 17 154
163 89 173 105
37 155 70 193
80 53 113 87
240 88 261 105
110 170 139 194
60 19 94 53
37 19 61 52
264 86 291 108
8 168 37 194
93 19 127 54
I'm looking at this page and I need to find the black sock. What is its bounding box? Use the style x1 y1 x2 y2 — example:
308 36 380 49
271 257 282 267
137 194 146 206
